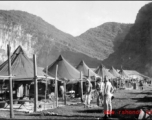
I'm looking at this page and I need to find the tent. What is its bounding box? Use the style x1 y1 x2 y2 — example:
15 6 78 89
76 60 98 78
109 66 121 78
95 64 115 79
0 46 52 81
119 68 128 79
44 55 80 84
124 70 150 80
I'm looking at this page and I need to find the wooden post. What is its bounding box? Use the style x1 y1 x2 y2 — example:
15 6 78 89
55 65 58 107
44 66 48 110
88 69 90 78
1 83 2 100
102 68 104 82
94 76 96 89
80 71 83 102
64 81 66 105
33 54 38 112
0 83 1 95
8 44 14 118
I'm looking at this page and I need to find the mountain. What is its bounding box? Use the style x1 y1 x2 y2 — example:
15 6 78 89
0 10 101 67
77 22 132 60
0 10 131 68
103 2 152 77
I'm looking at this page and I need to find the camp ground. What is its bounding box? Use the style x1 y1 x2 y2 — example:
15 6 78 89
0 1 151 120
0 44 150 120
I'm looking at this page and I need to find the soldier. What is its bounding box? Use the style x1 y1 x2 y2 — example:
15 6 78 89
96 77 104 107
84 78 92 108
103 76 114 118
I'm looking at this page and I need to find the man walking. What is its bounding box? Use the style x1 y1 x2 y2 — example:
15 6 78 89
103 76 114 118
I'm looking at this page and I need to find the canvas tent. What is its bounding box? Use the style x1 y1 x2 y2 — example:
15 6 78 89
76 60 98 78
44 55 81 84
0 46 52 81
124 70 150 80
95 64 115 79
119 68 128 79
109 66 121 78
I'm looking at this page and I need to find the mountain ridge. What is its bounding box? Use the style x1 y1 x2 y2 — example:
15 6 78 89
0 9 132 69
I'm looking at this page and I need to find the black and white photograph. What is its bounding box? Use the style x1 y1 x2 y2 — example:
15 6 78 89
0 1 151 120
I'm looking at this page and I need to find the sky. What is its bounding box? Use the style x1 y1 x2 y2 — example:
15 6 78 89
0 1 151 36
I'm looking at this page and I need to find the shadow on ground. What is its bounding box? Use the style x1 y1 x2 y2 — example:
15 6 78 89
129 92 152 95
77 109 103 113
131 96 152 103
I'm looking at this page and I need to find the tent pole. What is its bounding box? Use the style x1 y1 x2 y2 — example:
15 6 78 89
64 81 66 105
80 71 83 102
55 65 58 107
7 44 14 118
33 54 38 112
102 67 104 82
94 76 96 89
1 80 3 100
88 69 90 79
1 82 2 100
44 66 48 110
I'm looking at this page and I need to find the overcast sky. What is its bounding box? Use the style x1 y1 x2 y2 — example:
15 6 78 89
0 1 150 36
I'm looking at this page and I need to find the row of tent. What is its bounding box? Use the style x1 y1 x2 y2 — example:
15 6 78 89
0 46 149 84
0 46 50 81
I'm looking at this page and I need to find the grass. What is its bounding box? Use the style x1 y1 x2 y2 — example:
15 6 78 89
0 85 152 120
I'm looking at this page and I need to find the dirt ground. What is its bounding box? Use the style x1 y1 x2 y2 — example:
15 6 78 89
0 85 152 120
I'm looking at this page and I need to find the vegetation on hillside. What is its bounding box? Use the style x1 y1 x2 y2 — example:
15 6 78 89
103 2 152 77
77 22 132 60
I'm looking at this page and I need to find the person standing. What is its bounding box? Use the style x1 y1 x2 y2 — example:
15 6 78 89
59 82 65 100
96 77 104 107
103 76 114 118
139 80 143 90
17 83 24 100
84 78 92 108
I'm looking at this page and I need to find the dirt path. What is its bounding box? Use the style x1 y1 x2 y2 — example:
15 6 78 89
0 85 151 120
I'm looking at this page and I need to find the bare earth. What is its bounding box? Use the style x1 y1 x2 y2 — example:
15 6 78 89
0 85 152 120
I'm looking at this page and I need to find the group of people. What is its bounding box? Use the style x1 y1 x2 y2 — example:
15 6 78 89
84 76 114 118
51 75 115 118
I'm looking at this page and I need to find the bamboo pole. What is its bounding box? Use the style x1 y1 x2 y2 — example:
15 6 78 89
33 54 38 112
7 44 14 118
55 65 58 107
64 81 66 105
